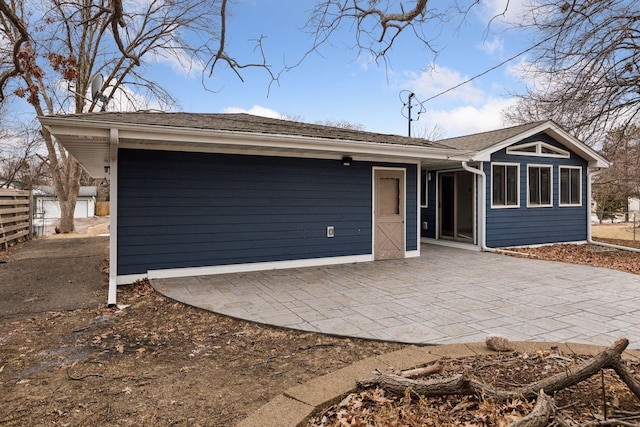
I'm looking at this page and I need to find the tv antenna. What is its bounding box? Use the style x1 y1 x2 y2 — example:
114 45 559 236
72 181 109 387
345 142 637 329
399 90 425 137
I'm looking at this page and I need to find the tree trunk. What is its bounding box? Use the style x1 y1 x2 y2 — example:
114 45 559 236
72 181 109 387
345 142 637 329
53 157 83 234
58 192 78 233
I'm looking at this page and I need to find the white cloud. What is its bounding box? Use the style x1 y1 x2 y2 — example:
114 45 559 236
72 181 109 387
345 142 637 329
51 78 162 114
477 0 531 27
403 66 486 105
505 56 556 92
355 52 376 71
477 37 505 55
99 80 164 113
424 96 518 138
152 47 205 78
222 105 283 119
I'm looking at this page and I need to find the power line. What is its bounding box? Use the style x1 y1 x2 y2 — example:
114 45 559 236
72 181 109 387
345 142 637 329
400 32 557 136
420 33 556 104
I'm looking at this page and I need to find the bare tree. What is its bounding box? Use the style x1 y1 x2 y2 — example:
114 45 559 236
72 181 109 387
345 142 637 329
301 1 467 69
314 119 365 131
0 125 48 189
505 0 640 146
592 124 640 221
0 0 497 231
413 122 446 141
280 113 365 130
502 87 604 144
0 0 272 232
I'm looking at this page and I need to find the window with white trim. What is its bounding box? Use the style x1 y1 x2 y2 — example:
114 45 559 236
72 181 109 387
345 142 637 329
491 163 519 208
420 170 428 207
527 165 553 207
559 166 581 206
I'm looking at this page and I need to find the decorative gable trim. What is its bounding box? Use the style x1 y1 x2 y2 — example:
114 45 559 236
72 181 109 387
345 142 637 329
506 141 570 158
471 121 609 168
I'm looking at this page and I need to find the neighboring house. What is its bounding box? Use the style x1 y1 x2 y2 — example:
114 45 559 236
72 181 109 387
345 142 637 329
0 178 24 189
34 186 97 219
38 113 608 305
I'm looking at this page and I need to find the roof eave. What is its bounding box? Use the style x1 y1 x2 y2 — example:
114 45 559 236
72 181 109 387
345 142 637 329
470 121 609 168
39 116 471 174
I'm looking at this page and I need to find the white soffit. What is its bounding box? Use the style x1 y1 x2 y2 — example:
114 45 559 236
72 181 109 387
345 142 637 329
40 116 472 177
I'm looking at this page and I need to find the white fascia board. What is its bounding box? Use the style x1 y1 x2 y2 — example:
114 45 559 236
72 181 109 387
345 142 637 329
471 121 609 168
120 126 467 161
40 121 110 139
40 116 468 162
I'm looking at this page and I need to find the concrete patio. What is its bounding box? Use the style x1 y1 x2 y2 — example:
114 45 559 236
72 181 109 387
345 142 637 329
150 244 640 348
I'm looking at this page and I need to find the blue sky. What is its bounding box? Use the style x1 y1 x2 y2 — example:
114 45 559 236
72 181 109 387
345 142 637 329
146 0 534 139
2 0 534 140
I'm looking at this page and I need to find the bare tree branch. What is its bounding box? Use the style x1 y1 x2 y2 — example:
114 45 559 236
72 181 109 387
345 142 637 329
504 0 640 145
302 0 450 69
0 0 30 102
109 0 141 66
0 0 265 232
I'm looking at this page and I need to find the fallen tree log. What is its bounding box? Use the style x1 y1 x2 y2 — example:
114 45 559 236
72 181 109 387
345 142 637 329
358 337 633 401
358 373 479 398
507 390 555 427
510 337 628 399
398 363 443 379
611 358 640 401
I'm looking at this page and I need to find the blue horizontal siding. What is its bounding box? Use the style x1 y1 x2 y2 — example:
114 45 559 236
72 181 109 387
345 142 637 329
117 149 417 275
485 133 589 247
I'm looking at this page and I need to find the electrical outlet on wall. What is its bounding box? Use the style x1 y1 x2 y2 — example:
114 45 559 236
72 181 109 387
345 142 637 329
327 226 335 238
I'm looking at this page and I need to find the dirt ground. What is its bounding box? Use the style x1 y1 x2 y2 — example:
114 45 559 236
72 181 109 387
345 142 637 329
39 216 110 238
592 221 640 241
0 281 405 426
0 237 108 316
0 235 639 426
0 234 405 426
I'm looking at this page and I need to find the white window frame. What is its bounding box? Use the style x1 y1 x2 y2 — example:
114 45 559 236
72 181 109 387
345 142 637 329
420 169 429 208
527 164 553 208
507 141 570 158
491 162 520 209
559 166 582 207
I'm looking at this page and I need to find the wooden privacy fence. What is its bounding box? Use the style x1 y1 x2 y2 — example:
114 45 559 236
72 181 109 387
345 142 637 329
0 188 32 250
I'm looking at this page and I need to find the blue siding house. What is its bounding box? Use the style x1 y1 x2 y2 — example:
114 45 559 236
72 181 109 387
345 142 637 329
39 113 607 304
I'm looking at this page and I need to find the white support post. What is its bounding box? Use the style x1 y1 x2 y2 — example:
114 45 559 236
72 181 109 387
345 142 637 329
108 128 119 306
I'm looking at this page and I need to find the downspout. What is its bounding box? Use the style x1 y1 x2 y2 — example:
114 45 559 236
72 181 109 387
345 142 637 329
462 161 527 256
461 161 491 252
587 168 640 253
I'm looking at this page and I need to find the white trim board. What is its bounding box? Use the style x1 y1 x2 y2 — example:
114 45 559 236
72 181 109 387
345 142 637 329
421 238 482 251
116 254 376 284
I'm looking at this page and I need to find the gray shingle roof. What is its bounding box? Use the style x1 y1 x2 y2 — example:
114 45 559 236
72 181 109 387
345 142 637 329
53 112 455 150
436 121 547 151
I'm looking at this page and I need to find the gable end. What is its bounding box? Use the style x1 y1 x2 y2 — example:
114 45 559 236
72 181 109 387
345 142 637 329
506 141 570 158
